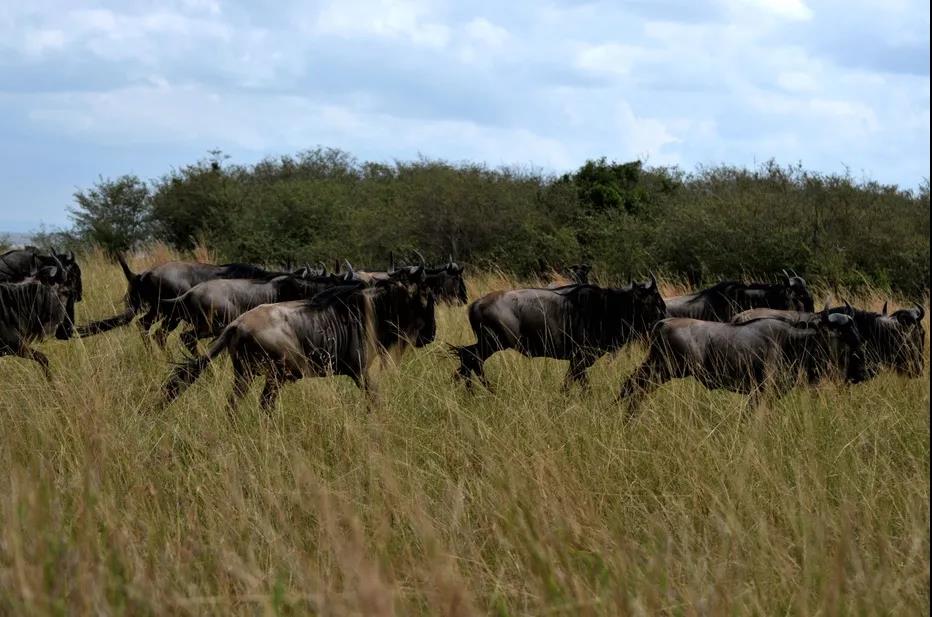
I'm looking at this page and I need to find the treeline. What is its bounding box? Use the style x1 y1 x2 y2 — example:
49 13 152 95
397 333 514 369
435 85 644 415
52 148 929 294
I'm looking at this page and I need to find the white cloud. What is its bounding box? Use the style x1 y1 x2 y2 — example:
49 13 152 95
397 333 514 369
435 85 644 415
575 43 645 77
313 0 450 48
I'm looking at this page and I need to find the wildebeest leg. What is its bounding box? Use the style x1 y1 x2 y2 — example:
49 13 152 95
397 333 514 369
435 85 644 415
563 353 595 391
153 312 184 349
227 356 253 414
259 366 285 413
180 328 201 356
136 306 159 347
17 345 51 381
617 355 670 419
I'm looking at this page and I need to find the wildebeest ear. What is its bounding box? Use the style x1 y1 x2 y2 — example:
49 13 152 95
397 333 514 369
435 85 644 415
881 301 888 316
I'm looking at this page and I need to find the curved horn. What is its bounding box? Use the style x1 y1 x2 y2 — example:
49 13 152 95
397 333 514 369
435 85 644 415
412 249 426 267
914 303 925 321
881 301 888 316
343 259 355 274
782 269 791 283
390 251 395 272
648 271 658 290
68 250 75 263
317 261 328 275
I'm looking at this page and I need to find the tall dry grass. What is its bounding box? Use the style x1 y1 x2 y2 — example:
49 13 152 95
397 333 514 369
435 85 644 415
0 248 928 615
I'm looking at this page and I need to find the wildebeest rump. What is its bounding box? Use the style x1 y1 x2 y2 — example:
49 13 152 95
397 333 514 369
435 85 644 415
664 273 814 322
163 267 437 411
733 302 926 378
77 255 296 340
452 278 667 389
153 271 350 353
0 266 76 378
618 312 866 415
0 247 82 338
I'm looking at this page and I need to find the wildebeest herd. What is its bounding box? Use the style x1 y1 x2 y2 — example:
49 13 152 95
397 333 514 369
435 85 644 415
1 246 926 416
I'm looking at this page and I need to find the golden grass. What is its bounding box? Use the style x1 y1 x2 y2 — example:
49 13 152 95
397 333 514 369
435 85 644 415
0 249 928 615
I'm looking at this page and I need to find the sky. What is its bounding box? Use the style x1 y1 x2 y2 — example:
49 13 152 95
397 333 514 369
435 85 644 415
0 0 929 232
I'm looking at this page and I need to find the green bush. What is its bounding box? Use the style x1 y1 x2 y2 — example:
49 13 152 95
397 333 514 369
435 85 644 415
65 150 929 296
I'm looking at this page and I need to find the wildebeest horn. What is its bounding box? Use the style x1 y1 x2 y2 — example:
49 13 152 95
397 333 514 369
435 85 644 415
844 299 853 314
914 303 925 321
412 249 426 267
67 250 75 262
782 269 791 283
343 259 354 274
881 301 888 316
390 251 395 272
317 261 328 275
648 272 657 290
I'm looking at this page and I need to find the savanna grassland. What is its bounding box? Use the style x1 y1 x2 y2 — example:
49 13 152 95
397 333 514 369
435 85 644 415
1 248 929 616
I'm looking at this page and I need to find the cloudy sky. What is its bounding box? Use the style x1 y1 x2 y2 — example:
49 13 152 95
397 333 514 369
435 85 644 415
0 0 929 232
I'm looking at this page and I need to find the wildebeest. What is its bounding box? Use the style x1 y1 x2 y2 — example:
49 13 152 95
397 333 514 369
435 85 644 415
153 270 350 353
452 277 667 390
545 263 592 289
0 246 82 338
618 312 867 415
733 301 926 378
663 272 814 321
77 255 300 341
424 259 468 305
163 267 437 411
0 264 76 378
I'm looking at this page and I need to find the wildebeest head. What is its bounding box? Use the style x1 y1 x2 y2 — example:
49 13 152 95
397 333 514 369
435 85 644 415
426 258 468 305
567 263 592 285
887 303 926 377
782 270 814 312
384 265 437 348
628 274 667 334
818 311 867 384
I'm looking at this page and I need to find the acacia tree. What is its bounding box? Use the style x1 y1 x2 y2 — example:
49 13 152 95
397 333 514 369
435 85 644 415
69 175 152 254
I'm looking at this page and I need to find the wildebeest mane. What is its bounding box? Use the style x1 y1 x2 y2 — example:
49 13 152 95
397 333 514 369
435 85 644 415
0 282 62 336
563 284 632 350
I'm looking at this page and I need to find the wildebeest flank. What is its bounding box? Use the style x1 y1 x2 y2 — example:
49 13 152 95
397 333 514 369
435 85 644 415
154 272 349 353
664 273 814 321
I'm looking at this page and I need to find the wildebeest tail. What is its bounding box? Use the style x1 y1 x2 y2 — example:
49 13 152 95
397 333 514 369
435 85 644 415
76 307 137 337
163 325 235 402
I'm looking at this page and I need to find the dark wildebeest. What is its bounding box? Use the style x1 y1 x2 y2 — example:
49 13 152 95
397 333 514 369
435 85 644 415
377 254 467 304
452 277 667 390
163 267 437 412
77 255 297 342
0 247 82 338
733 302 926 378
546 263 592 289
663 272 814 321
424 259 468 305
0 264 76 378
153 270 351 353
618 312 867 416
